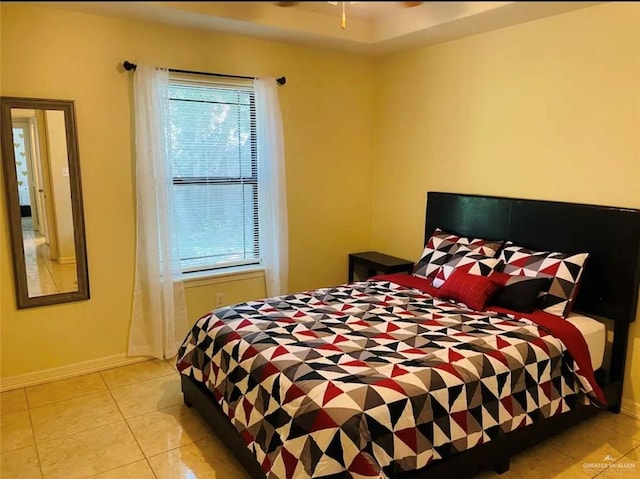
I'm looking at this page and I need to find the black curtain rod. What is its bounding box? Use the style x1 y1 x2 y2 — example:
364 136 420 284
122 61 286 85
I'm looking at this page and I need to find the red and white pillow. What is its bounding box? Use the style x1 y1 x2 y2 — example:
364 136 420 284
432 245 503 288
413 228 503 280
497 241 589 317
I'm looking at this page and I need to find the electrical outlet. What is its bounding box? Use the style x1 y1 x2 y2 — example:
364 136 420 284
215 292 225 307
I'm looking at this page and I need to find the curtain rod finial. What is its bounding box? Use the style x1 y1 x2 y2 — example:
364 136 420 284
123 61 137 71
276 76 286 86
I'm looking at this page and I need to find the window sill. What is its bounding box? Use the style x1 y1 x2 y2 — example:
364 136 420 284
181 265 265 288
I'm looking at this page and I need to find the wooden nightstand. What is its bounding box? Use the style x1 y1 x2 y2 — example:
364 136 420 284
348 251 414 282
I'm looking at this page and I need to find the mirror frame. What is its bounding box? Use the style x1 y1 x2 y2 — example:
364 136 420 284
1 96 90 309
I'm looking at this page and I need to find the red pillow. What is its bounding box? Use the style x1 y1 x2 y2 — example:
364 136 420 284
439 269 501 311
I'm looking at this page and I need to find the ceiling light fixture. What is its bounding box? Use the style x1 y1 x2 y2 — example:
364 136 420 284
274 2 423 31
328 2 358 30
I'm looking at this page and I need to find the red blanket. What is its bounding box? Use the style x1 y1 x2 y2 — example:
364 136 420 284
372 273 607 407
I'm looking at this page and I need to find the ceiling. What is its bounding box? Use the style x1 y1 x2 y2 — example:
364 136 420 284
39 1 603 55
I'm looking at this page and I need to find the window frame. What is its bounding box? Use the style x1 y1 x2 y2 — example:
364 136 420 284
167 74 261 275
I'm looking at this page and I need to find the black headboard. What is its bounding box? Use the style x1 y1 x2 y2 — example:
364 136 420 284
425 192 640 323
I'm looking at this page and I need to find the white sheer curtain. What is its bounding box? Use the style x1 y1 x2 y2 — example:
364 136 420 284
255 78 289 297
128 65 188 359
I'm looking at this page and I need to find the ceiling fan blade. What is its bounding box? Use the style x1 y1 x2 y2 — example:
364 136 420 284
274 2 299 6
403 1 422 6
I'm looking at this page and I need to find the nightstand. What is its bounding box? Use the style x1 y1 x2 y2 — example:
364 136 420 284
348 251 414 282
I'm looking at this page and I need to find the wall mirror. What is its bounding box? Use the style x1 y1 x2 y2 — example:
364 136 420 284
1 97 89 309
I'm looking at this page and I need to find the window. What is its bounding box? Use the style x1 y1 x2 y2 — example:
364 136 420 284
168 76 259 273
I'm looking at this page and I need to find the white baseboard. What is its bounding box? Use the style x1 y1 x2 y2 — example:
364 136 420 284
0 354 151 392
620 398 640 420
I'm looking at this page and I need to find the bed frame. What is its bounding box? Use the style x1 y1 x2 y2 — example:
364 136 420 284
181 192 640 479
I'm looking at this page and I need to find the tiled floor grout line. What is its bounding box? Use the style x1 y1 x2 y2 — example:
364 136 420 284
23 388 46 479
26 388 126 447
591 417 640 440
139 434 226 477
144 442 192 461
105 387 161 478
108 385 185 431
23 383 126 450
542 414 640 461
126 408 216 462
543 437 615 470
551 445 635 476
115 391 183 421
122 394 220 461
2 364 201 479
600 442 640 477
84 458 150 479
25 386 109 411
98 371 109 390
144 458 160 479
100 370 177 391
98 361 179 465
107 366 214 464
31 416 126 447
105 372 178 395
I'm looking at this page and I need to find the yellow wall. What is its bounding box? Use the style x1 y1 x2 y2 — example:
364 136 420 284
183 271 267 323
2 1 639 410
372 2 640 404
0 3 374 378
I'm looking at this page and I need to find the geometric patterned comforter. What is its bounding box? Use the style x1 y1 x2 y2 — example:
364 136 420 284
176 279 598 479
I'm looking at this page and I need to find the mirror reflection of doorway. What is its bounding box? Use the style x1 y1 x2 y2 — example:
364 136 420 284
12 110 78 296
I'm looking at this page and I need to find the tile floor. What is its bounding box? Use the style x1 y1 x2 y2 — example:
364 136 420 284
22 217 78 297
1 359 639 478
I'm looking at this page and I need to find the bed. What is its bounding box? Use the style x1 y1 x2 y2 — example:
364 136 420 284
177 192 640 479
